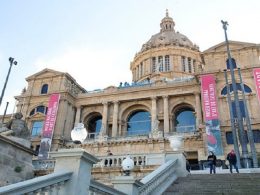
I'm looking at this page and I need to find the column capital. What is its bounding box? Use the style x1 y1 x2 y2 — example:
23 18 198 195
151 96 157 100
163 95 169 99
102 101 109 106
113 101 119 105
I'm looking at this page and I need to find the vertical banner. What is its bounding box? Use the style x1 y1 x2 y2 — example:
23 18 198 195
253 68 260 105
201 75 223 155
38 93 60 159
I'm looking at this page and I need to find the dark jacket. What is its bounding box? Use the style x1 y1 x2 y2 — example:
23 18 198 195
227 152 237 164
207 154 217 165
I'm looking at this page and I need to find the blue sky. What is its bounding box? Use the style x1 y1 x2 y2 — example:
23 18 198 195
1 0 260 114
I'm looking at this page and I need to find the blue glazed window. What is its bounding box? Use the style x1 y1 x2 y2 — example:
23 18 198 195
31 121 44 137
175 109 196 132
221 83 252 95
88 115 102 138
127 111 151 135
41 84 48 94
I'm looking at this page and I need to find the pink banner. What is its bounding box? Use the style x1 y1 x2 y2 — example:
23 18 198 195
201 75 223 155
38 93 60 159
253 68 260 105
201 75 219 120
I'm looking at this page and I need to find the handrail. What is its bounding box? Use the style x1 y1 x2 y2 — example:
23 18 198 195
0 171 72 195
89 179 126 195
139 159 178 195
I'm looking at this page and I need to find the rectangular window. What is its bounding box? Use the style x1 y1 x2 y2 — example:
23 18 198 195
165 55 170 71
181 56 186 72
226 132 234 144
158 56 163 71
226 131 249 144
253 130 260 143
152 57 156 72
31 121 44 137
140 62 143 76
188 58 192 73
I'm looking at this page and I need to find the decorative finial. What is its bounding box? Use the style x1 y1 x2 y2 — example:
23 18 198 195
166 9 169 17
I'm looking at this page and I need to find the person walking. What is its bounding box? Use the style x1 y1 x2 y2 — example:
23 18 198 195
207 151 217 174
227 149 239 173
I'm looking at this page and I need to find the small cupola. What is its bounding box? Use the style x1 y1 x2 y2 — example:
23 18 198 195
160 9 175 32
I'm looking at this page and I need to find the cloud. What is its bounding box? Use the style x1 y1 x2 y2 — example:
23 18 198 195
34 47 132 90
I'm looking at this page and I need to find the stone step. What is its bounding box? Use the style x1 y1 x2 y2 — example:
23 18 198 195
163 173 260 195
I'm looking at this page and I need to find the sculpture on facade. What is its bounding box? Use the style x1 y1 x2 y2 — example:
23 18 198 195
3 112 30 139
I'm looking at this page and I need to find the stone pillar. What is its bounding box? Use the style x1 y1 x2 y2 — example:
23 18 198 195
163 96 169 134
74 106 81 125
50 148 98 195
112 176 142 195
195 92 202 126
101 102 108 134
112 101 119 137
151 97 157 130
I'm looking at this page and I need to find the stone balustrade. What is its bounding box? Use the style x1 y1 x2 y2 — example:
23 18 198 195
94 154 147 168
32 158 56 170
0 171 72 194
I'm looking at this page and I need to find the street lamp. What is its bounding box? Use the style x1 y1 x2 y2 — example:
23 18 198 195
122 155 134 176
71 123 88 144
0 57 18 108
221 21 251 168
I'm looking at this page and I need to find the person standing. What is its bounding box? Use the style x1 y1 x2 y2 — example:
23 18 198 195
207 151 217 174
227 149 239 173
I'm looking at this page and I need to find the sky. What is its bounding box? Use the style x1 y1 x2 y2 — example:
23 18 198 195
0 0 260 114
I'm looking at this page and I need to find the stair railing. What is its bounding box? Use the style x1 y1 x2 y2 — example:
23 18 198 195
139 159 178 195
0 171 72 194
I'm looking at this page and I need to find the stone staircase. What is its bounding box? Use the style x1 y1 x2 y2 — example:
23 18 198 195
163 173 260 195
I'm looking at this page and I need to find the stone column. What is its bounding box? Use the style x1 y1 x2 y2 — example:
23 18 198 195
101 102 108 134
50 148 98 195
74 106 81 125
151 97 157 130
163 96 169 134
195 92 202 126
112 101 119 137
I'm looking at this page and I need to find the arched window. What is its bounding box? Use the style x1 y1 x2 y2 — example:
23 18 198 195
221 83 252 95
41 84 48 94
30 105 48 116
87 115 102 138
174 107 196 132
127 110 151 135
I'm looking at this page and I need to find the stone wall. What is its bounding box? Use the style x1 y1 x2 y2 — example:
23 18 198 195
0 135 34 186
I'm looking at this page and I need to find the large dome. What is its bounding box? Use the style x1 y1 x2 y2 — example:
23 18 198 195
140 10 199 52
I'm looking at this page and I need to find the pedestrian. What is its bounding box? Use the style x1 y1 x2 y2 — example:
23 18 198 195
207 151 217 174
227 149 239 173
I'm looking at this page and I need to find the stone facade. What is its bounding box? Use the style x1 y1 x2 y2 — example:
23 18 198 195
12 11 260 170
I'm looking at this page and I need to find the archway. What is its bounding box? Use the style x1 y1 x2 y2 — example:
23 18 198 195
173 105 196 133
127 110 151 135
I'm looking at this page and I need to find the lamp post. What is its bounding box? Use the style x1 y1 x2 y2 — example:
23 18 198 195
71 123 88 144
221 21 250 167
0 57 18 108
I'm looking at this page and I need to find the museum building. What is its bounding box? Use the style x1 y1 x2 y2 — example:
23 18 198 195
13 11 260 170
